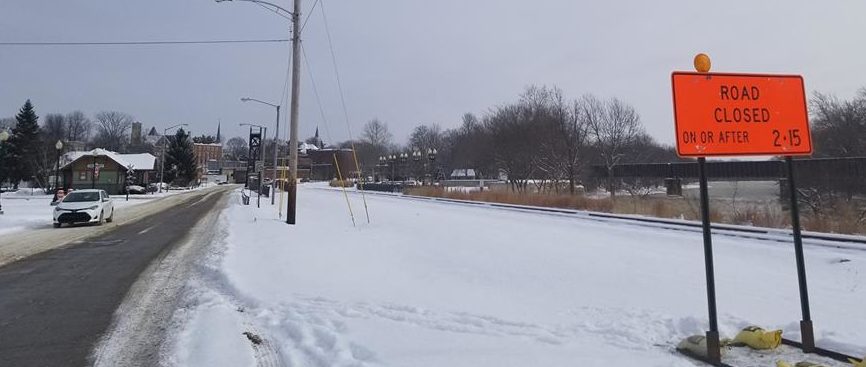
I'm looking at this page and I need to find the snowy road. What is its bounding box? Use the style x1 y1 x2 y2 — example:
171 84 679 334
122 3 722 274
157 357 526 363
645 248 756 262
0 188 215 267
0 186 232 367
168 185 865 367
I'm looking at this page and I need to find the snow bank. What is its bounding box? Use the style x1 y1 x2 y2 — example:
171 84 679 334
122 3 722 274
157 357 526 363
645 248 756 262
168 185 865 366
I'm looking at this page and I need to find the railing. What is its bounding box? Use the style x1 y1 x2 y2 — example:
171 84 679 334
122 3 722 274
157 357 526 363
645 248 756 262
357 183 403 193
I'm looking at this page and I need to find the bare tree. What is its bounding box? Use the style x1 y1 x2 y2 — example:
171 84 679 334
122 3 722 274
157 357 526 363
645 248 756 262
0 116 15 130
92 111 133 152
361 118 393 148
547 88 589 194
442 113 494 178
42 113 66 143
65 110 92 142
485 103 538 192
810 90 866 157
408 123 443 153
224 136 249 160
583 96 644 197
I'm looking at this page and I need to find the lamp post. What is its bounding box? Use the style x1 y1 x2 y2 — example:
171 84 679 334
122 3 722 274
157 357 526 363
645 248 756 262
54 140 63 193
91 151 97 189
412 150 421 183
241 97 280 205
399 153 408 183
241 123 267 208
217 0 302 225
377 156 386 182
160 123 188 193
388 154 397 181
0 130 9 214
427 148 437 184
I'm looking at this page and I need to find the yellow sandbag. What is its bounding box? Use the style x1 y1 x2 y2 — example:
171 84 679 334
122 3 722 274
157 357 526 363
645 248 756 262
776 361 827 367
677 335 726 359
850 356 866 367
732 326 782 350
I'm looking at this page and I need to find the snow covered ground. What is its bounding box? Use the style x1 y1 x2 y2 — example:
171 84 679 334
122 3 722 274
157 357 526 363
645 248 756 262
165 184 865 366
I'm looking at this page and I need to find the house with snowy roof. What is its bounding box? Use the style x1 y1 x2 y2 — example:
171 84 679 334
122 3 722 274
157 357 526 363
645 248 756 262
60 148 157 194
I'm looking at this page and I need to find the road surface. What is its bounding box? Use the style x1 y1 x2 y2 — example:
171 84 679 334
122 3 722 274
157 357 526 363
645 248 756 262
0 186 232 367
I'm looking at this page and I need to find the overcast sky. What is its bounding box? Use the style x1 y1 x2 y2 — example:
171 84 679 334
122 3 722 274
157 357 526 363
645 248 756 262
2 0 865 146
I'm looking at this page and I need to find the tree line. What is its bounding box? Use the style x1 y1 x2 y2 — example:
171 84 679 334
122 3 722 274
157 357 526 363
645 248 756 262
329 85 866 196
334 86 675 194
0 100 202 188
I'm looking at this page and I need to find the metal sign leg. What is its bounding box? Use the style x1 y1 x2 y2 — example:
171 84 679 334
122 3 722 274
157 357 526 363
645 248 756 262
785 156 814 352
698 157 721 364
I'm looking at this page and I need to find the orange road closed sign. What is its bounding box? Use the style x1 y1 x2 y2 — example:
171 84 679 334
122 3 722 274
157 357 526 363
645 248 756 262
671 72 812 157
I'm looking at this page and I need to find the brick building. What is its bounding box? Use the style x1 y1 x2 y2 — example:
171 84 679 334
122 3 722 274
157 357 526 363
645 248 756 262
193 143 223 177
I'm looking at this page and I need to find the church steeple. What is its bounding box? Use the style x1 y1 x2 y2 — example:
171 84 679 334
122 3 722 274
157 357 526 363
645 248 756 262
314 126 323 148
216 120 222 143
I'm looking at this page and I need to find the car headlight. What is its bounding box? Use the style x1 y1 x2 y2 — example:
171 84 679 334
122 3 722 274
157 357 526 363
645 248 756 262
86 205 99 210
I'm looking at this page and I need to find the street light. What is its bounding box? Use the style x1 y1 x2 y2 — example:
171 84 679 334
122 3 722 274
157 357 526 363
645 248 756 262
241 97 281 205
412 150 421 184
54 140 63 193
91 150 98 189
400 153 408 183
160 123 188 193
0 130 9 214
388 154 397 181
376 156 386 182
215 0 293 15
241 123 267 208
427 148 438 184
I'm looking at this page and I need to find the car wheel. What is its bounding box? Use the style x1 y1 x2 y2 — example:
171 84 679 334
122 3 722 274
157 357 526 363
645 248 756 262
53 223 61 228
106 209 114 223
98 210 105 225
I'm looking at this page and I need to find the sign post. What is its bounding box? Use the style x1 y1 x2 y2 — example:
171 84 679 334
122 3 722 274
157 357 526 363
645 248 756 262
785 156 814 352
671 54 814 363
697 156 721 364
125 165 135 202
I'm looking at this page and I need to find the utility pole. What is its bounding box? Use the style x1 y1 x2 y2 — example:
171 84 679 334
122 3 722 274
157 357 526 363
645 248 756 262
272 105 280 205
258 126 267 208
286 0 302 225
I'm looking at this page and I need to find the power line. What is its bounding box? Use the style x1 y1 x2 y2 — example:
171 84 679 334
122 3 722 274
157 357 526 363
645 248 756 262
280 38 293 142
319 0 353 141
0 39 289 47
302 42 356 226
319 0 370 223
300 43 334 146
300 0 321 33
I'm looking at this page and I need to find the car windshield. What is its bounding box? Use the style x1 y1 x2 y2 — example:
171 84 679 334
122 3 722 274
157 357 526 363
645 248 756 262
62 192 100 202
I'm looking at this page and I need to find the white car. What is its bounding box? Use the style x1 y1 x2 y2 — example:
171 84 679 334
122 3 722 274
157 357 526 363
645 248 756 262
53 189 115 228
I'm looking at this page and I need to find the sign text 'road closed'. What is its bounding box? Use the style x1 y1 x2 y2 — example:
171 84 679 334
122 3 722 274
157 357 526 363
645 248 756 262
671 72 812 157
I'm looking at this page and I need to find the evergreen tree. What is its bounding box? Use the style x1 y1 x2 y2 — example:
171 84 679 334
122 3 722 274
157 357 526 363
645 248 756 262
165 128 198 186
7 100 43 186
0 138 11 187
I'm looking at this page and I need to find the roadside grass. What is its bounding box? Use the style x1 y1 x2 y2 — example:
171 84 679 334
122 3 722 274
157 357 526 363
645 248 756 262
406 187 865 235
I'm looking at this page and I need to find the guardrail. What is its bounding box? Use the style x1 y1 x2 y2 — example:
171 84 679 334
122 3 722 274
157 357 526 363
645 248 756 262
358 183 404 193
